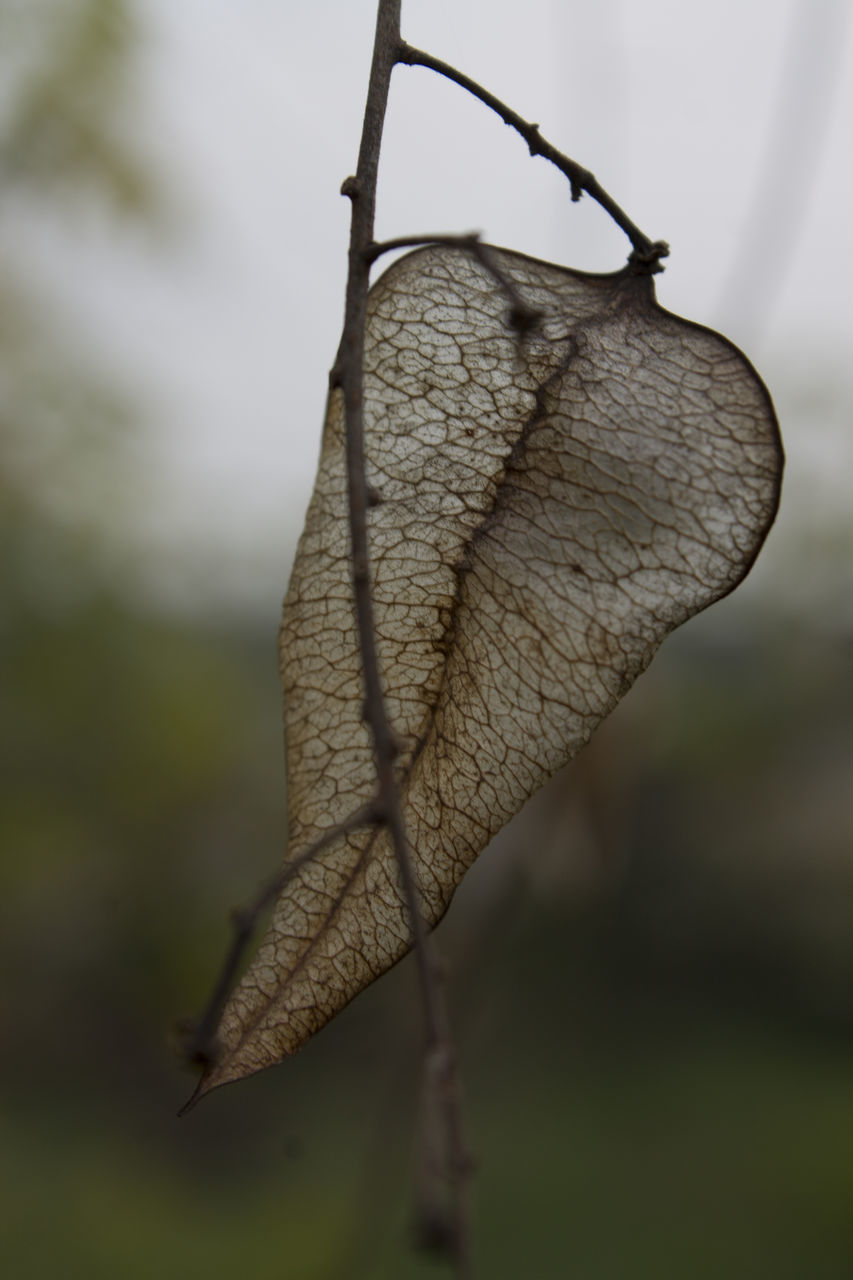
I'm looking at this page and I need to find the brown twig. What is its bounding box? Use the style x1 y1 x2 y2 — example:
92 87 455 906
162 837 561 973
368 231 542 334
180 801 380 1075
365 230 483 263
337 1 474 1273
396 40 669 273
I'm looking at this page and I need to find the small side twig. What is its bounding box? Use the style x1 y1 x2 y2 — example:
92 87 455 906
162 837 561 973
180 801 380 1074
397 40 669 273
368 231 542 334
365 230 482 262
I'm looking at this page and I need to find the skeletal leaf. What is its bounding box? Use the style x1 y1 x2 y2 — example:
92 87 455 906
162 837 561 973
196 245 782 1097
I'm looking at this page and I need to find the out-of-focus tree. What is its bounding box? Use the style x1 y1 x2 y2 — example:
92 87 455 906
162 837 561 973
0 0 270 1047
0 0 160 612
0 0 154 211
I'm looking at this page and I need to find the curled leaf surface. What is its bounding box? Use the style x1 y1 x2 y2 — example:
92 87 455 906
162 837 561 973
197 245 782 1096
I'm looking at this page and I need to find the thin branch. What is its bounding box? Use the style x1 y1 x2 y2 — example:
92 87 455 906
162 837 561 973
471 239 543 333
368 231 542 333
366 230 482 262
338 1 474 1272
397 41 669 273
180 801 380 1076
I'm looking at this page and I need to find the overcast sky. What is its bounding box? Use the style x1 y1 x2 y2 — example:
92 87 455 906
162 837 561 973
29 0 853 618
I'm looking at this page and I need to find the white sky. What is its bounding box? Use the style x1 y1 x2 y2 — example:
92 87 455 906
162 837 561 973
27 0 853 619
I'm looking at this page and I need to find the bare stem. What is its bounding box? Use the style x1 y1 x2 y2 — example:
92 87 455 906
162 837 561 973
368 232 542 333
180 801 380 1076
338 1 474 1272
397 41 669 273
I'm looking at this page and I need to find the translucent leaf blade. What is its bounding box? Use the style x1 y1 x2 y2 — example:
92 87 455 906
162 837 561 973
195 245 782 1098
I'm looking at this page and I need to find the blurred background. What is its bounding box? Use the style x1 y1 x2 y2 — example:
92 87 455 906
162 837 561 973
1 1 851 1276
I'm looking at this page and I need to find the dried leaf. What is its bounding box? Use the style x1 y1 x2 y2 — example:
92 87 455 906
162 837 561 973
197 245 782 1097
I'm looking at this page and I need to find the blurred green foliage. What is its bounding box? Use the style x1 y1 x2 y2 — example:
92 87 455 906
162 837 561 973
0 0 156 214
2 3 852 1277
0 0 161 622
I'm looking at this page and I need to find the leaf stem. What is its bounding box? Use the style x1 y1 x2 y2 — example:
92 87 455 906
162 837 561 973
397 40 669 272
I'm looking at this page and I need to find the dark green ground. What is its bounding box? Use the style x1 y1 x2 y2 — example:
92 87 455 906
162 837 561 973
3 596 852 1278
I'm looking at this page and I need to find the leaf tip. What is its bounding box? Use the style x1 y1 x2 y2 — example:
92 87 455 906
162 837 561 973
176 1078 204 1118
177 1063 225 1117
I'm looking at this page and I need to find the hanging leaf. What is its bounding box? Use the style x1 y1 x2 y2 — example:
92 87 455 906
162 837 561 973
194 245 782 1098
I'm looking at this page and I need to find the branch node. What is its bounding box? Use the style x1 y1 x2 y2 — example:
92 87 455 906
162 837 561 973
413 1210 462 1260
340 174 360 200
366 797 387 826
508 302 543 336
567 164 590 202
627 238 671 275
229 906 253 935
